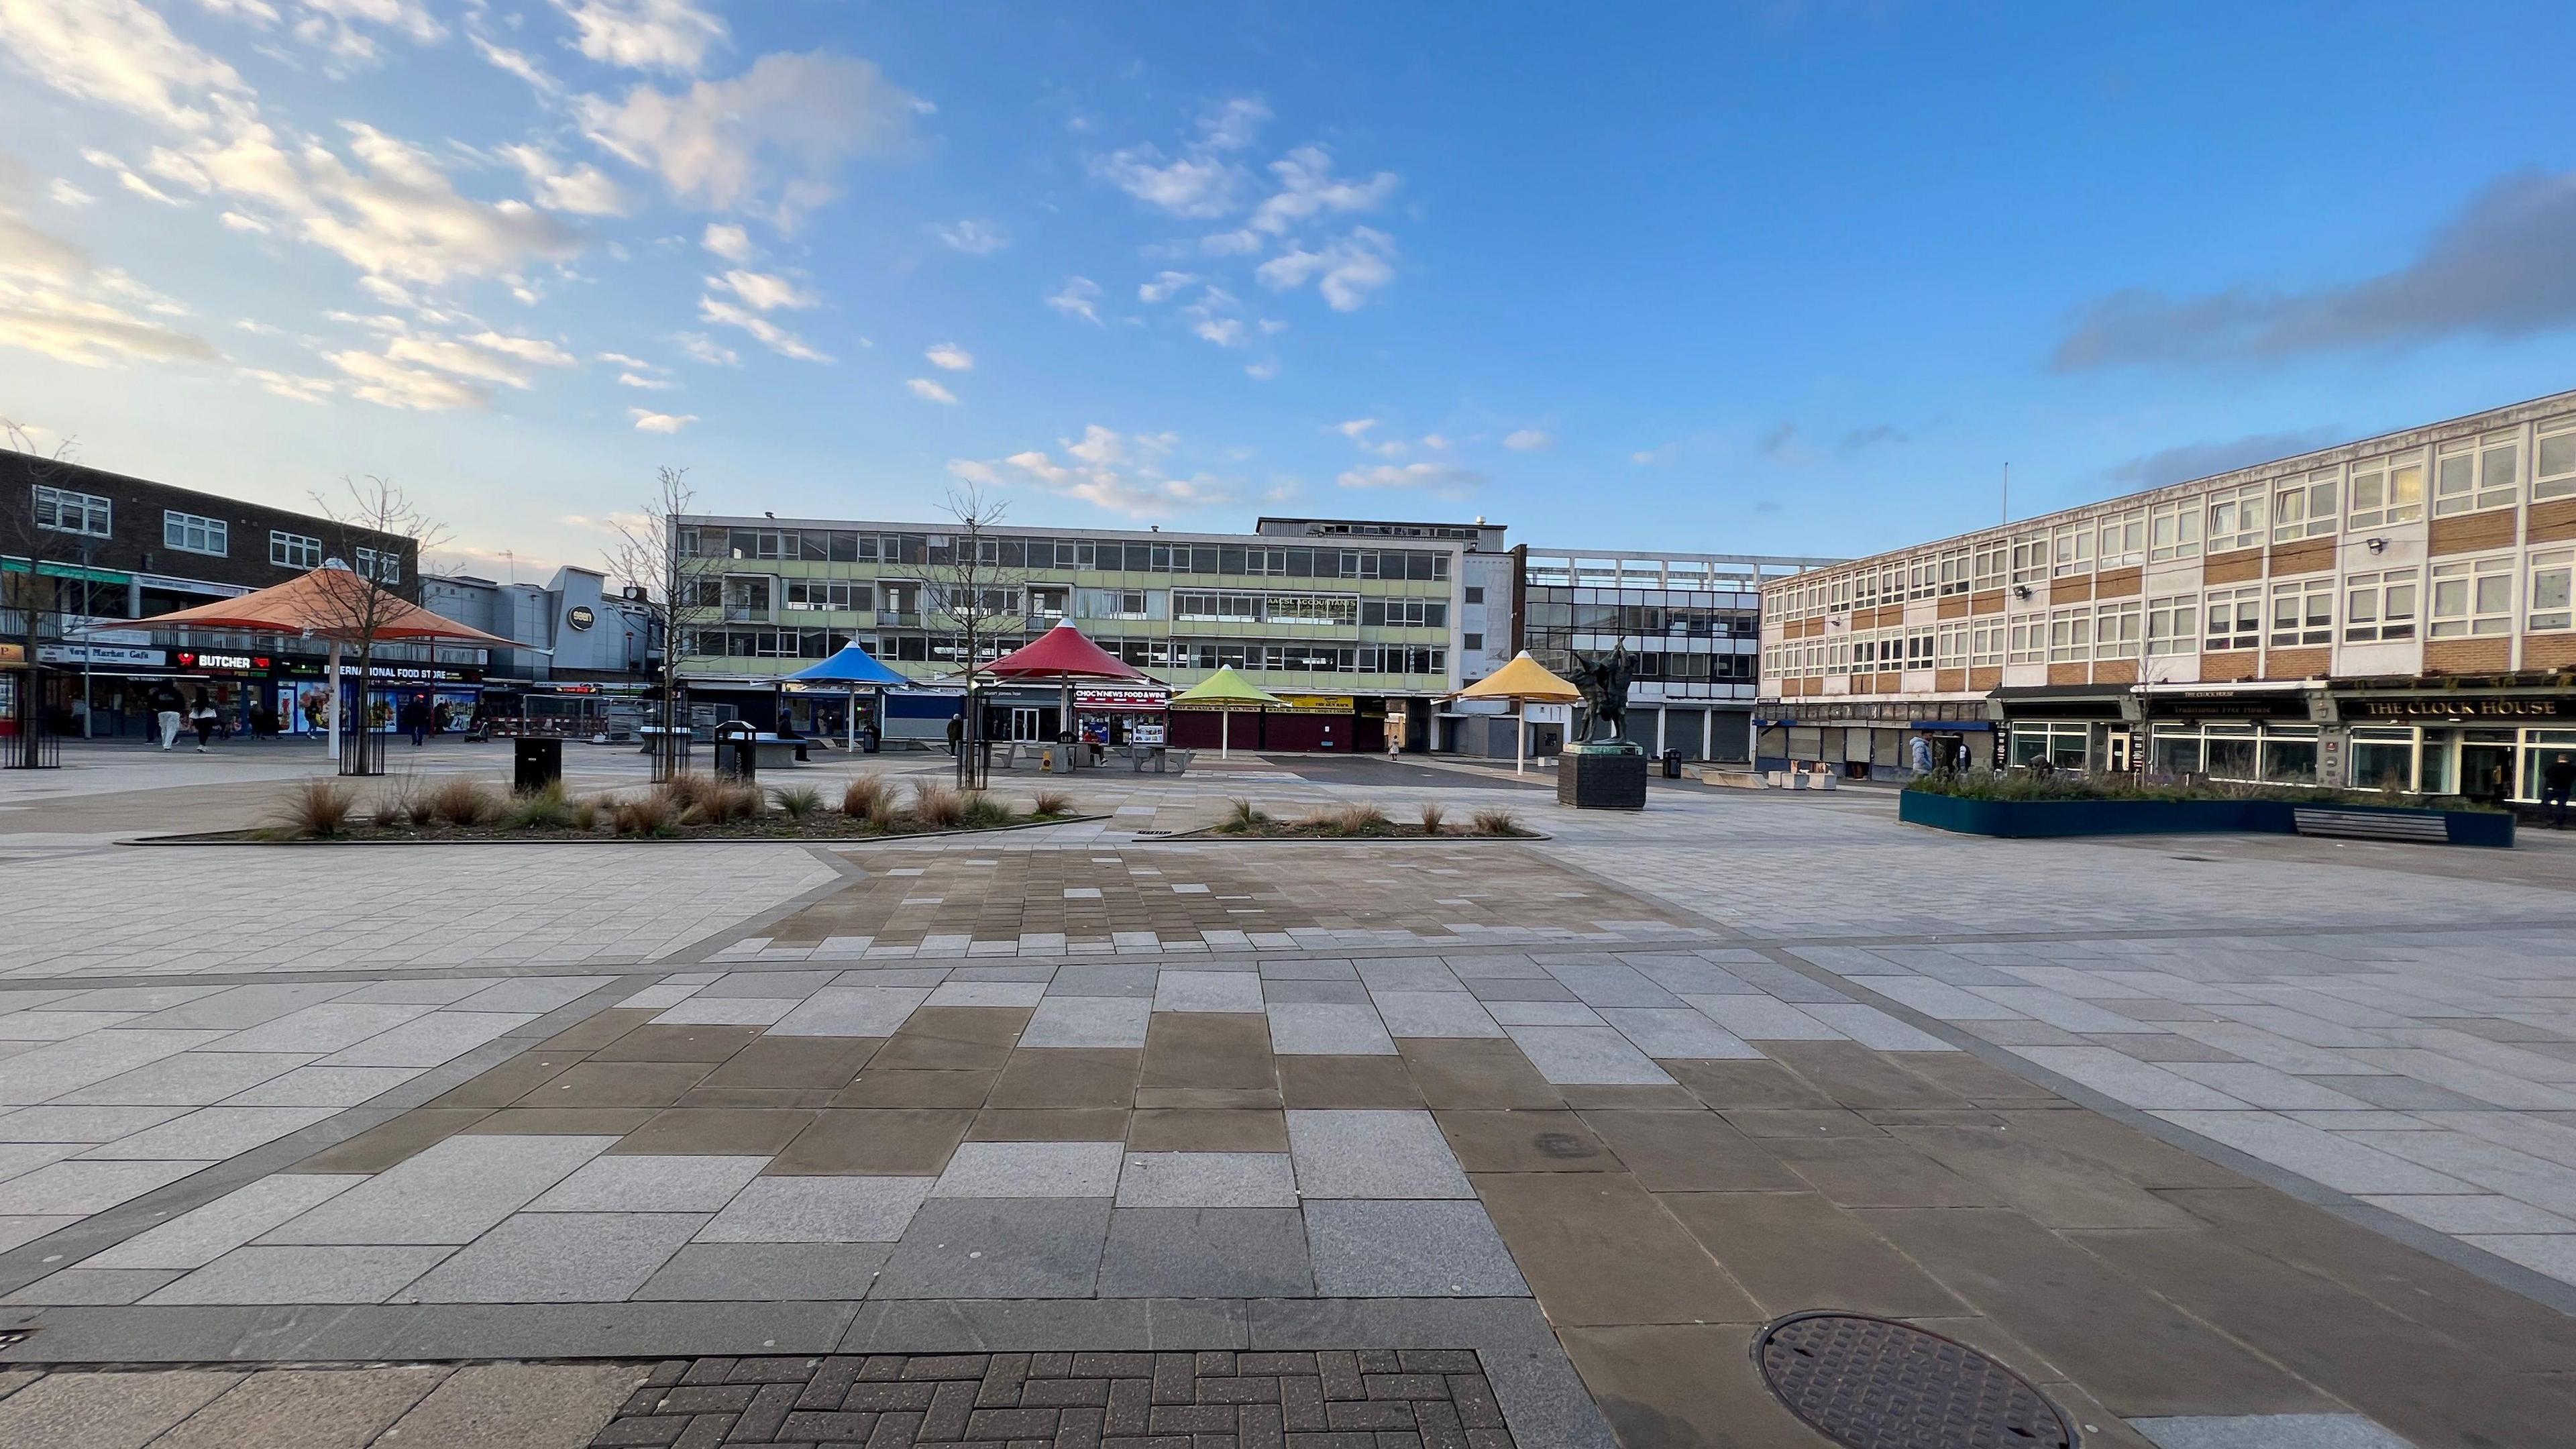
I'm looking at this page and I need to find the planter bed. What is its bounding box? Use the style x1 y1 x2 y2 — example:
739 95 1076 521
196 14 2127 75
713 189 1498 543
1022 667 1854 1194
127 813 1107 847
1898 791 2512 848
1171 824 1549 842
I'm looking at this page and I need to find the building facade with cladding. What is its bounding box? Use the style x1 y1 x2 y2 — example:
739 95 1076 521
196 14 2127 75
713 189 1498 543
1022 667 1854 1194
1756 389 2576 803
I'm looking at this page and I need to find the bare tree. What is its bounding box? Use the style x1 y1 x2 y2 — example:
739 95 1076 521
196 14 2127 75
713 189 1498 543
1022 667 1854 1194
0 420 84 766
604 466 708 782
922 482 1025 788
305 476 447 777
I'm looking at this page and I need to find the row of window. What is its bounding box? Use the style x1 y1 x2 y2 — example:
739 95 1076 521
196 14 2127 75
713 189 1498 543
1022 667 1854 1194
682 528 1455 582
1771 416 2576 618
702 580 1446 632
30 486 389 578
1521 600 1759 637
681 629 1448 676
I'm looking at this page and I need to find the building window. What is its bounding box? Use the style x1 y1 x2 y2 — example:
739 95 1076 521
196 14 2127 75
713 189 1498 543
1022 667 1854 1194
2428 555 2514 637
1360 598 1448 628
2204 585 2262 651
2096 513 2145 568
157 511 226 556
2046 607 2091 663
2144 595 2197 657
2050 525 2093 578
270 530 322 569
2008 722 2091 771
2266 577 2332 647
1028 586 1067 619
1175 590 1264 623
784 580 868 612
2006 617 2045 665
2149 498 2202 561
2530 549 2573 633
1463 585 1484 604
355 547 400 584
2207 483 2267 552
2433 434 2518 517
2271 471 2339 541
33 484 111 537
1462 631 1485 651
2537 419 2576 501
2092 600 2141 660
2342 569 2419 642
2347 453 2425 529
1971 543 2005 592
2008 537 2047 586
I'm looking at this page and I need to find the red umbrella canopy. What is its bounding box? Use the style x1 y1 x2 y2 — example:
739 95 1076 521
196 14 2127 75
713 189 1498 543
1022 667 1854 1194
123 566 517 646
981 622 1147 681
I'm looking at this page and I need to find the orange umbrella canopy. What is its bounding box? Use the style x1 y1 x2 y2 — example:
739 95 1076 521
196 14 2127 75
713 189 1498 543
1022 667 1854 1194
124 566 517 646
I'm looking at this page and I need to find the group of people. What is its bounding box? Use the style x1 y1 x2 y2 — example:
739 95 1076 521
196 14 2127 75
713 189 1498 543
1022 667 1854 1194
146 682 223 753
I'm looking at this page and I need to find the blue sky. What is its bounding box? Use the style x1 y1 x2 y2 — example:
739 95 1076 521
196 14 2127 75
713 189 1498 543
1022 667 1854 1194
3 2 2573 578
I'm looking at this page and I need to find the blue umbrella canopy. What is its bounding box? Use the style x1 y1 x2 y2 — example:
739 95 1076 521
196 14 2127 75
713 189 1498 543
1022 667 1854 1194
781 641 908 685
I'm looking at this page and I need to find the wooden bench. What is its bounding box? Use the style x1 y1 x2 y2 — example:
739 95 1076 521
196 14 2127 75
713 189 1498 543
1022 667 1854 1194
2292 808 2447 843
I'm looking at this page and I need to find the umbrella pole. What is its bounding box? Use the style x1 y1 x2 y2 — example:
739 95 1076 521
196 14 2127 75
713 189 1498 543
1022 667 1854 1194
1221 710 1229 761
327 640 342 764
1515 704 1525 776
847 689 857 753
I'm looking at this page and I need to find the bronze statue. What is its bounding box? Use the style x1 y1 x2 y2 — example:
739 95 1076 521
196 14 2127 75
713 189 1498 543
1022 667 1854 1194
1569 644 1635 743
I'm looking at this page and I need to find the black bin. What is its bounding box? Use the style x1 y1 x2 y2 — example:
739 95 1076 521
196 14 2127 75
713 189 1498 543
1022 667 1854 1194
1661 749 1682 780
713 722 758 781
514 735 564 792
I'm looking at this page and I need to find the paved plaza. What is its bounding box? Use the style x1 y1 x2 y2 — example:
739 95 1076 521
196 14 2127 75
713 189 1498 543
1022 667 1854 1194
0 741 2571 1446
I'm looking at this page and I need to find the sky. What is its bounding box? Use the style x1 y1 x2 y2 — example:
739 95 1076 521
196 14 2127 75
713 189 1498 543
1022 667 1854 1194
3 1 2574 580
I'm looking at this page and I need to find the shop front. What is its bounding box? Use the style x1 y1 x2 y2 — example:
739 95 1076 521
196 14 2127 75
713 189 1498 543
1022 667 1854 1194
1755 699 1988 779
2328 688 2576 804
272 656 485 739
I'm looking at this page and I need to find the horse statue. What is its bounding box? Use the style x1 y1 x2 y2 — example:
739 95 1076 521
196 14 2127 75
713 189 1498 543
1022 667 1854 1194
1568 644 1636 744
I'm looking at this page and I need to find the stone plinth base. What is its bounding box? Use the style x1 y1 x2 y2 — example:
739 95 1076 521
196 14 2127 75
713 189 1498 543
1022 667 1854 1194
1557 742 1648 810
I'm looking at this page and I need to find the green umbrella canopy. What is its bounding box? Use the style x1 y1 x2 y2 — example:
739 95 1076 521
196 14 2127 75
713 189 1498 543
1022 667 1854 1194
1170 665 1287 710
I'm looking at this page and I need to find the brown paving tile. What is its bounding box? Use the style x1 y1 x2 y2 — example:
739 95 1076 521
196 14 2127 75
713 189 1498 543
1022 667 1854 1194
1721 1108 1882 1139
1884 1124 2200 1230
1395 1038 1562 1110
1768 1134 1998 1208
423 1051 588 1110
1896 1051 2072 1102
586 1025 767 1063
462 1108 659 1135
1434 1110 1615 1173
1126 1108 1289 1153
608 1108 818 1156
700 1037 880 1090
832 1068 998 1109
519 1060 715 1108
1663 1058 1839 1110
1471 1172 1760 1326
286 1108 490 1173
990 1049 1142 1109
1579 1109 1808 1191
1556 1084 1703 1111
1560 1324 1833 1449
672 1085 839 1110
898 1007 1032 1046
1131 1086 1282 1110
1660 1191 1970 1319
1992 1110 2251 1191
1854 1207 2330 1417
968 1108 1131 1142
1140 1014 1274 1092
539 1008 657 1053
767 1109 975 1175
1859 1108 2007 1128
1762 1042 1973 1110
1276 1055 1422 1109
869 1033 1012 1072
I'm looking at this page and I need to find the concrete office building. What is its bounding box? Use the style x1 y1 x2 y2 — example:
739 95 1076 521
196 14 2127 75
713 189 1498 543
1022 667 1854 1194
1757 389 2576 803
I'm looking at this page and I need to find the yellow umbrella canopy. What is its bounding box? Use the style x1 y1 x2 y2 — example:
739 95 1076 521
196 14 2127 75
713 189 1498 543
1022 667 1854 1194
1171 665 1287 710
1452 651 1582 702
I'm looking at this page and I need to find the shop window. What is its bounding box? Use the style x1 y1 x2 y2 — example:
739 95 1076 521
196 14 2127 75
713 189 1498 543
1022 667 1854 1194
2342 569 2419 642
2207 483 2267 552
2537 419 2576 501
2349 728 2417 793
2261 730 2320 785
2530 549 2573 633
2517 730 2576 805
2205 728 2258 781
2149 729 2201 777
2203 586 2262 651
2271 471 2339 541
2092 600 2141 660
2145 595 2198 657
2267 577 2333 647
2347 453 2424 529
2434 434 2518 517
2428 556 2514 637
2149 498 2202 561
2008 722 2090 770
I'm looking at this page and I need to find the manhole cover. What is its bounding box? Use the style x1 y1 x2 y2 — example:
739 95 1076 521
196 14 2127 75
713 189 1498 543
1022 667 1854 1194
1754 1312 2076 1449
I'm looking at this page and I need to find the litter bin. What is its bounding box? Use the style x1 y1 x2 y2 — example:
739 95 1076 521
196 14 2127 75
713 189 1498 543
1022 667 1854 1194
714 721 758 782
514 735 564 793
1661 749 1682 780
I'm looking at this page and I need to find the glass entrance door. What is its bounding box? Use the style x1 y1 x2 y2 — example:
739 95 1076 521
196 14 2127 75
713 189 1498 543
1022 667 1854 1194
2459 737 2516 804
1008 706 1042 741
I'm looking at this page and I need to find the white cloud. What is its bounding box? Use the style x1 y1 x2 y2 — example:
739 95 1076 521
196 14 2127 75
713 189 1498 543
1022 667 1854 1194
325 309 407 332
950 423 1236 519
1256 226 1395 311
47 180 95 208
1087 98 1270 219
700 221 752 259
468 31 558 95
630 406 697 432
1199 229 1260 256
0 190 219 367
1247 145 1397 235
617 370 672 388
1334 417 1407 458
1192 316 1244 346
1244 358 1278 380
325 347 486 409
468 330 578 367
1336 461 1484 496
386 332 537 388
578 50 916 220
933 218 1006 254
1503 429 1552 451
1138 270 1197 303
924 342 971 371
284 0 444 67
241 367 335 402
0 0 252 132
1422 433 1450 451
217 209 268 232
117 169 186 205
906 377 957 405
558 0 727 73
498 144 628 216
708 267 815 310
696 294 827 361
674 330 737 365
1046 275 1102 323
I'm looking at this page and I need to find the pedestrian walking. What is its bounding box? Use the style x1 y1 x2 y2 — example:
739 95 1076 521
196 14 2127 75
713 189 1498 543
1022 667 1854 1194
399 694 430 747
150 681 184 751
2545 753 2575 830
945 712 963 756
187 689 219 753
1909 733 1934 774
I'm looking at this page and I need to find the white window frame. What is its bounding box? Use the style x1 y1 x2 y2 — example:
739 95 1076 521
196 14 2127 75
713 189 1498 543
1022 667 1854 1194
2528 549 2573 633
2006 616 2045 665
2149 498 2202 562
2347 453 2425 529
2145 594 2198 657
1935 621 1968 668
32 484 111 538
1970 543 2005 592
2271 471 2339 541
2046 606 2091 663
270 530 322 569
2433 433 2520 517
2342 569 2419 643
2428 555 2514 637
2204 585 2262 651
2206 482 2267 552
1970 616 2005 667
2266 576 2333 647
355 546 401 584
2050 525 2094 578
2092 599 2141 661
162 510 228 557
2536 419 2576 502
2008 537 2047 586
2096 512 2145 568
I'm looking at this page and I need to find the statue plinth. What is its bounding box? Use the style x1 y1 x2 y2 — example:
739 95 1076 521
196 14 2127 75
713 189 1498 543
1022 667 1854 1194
1558 739 1648 810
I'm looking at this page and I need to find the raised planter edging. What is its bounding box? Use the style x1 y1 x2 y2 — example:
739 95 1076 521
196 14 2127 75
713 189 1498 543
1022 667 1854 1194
1897 791 2512 847
119 813 1112 847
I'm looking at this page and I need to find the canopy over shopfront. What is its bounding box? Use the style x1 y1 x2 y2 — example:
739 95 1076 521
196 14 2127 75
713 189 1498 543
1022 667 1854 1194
780 640 909 751
121 564 513 767
1170 665 1287 759
1451 651 1583 774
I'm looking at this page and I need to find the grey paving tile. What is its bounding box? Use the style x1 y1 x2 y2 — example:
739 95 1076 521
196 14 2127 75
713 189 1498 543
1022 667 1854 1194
871 1197 1113 1297
0 1159 212 1215
1502 1026 1675 1085
1485 1001 1605 1027
932 1140 1126 1197
2151 1112 2477 1195
1683 994 1848 1042
2356 1193 2576 1234
2457 1232 2576 1286
144 1245 455 1304
393 1212 704 1303
1267 1002 1397 1056
926 980 1049 1008
649 997 798 1026
2012 1047 2257 1110
695 1175 934 1242
53 1053 315 1107
148 1365 452 1449
89 1173 367 1271
335 978 504 1005
1357 959 1467 993
1 1267 181 1304
220 1066 422 1108
0 1141 79 1181
1368 991 1503 1038
1022 996 1153 1049
80 1106 337 1160
1263 979 1373 1004
133 984 360 1030
2131 1413 2418 1449
1049 963 1161 997
1153 971 1267 1013
527 1155 769 1212
1287 1110 1471 1199
0 1104 191 1142
1100 1206 1314 1296
635 1241 892 1300
260 1134 616 1244
451 977 616 1013
0 1214 76 1252
1304 1198 1528 1296
769 986 931 1037
212 1004 441 1055
0 1030 233 1106
1597 1008 1760 1060
692 970 841 999
1116 1151 1298 1208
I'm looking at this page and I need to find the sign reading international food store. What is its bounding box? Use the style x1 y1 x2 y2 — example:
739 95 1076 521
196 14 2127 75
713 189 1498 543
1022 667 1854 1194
2348 696 2576 720
274 658 484 685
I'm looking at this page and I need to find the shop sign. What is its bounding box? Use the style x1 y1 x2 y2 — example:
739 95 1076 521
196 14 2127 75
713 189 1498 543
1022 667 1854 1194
1273 694 1355 714
174 650 271 672
37 644 166 667
566 605 596 631
2345 696 2575 720
275 658 482 684
1073 687 1167 710
0 643 22 667
1521 702 1572 726
2141 694 2307 718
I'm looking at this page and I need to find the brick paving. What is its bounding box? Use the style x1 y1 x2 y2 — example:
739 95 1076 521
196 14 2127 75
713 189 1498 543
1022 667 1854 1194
592 1350 1516 1448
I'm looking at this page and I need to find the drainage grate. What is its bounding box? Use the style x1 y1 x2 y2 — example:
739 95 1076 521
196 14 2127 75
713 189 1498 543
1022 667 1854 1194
1754 1312 2076 1449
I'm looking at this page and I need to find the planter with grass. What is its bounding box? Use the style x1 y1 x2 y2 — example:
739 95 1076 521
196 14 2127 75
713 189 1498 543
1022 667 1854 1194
1184 799 1544 841
1899 772 2512 847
